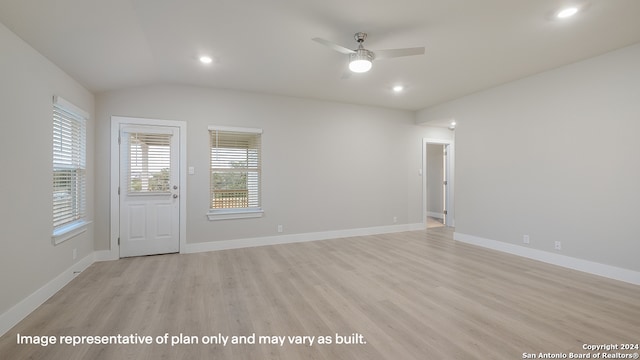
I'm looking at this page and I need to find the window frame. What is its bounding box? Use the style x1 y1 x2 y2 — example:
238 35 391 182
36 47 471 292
52 96 90 244
207 125 263 221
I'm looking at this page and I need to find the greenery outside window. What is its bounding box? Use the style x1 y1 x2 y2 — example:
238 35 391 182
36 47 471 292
207 126 262 220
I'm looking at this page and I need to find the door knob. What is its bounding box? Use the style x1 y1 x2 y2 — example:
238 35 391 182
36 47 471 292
173 194 178 198
173 185 178 190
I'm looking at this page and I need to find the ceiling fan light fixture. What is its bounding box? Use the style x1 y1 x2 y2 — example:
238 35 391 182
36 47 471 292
349 49 374 73
312 32 424 75
349 59 372 73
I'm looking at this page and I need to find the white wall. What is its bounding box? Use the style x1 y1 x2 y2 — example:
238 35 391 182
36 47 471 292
95 85 440 250
419 42 640 272
0 22 95 316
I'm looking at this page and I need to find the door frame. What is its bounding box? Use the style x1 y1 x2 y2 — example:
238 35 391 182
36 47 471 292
110 116 187 259
423 138 454 228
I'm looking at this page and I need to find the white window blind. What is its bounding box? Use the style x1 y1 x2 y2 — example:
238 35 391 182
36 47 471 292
209 127 262 212
127 132 172 193
53 97 87 231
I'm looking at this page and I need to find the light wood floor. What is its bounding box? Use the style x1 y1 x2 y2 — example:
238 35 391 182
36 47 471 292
2 227 639 359
427 216 445 228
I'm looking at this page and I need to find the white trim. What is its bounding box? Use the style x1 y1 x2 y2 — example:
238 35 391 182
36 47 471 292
93 250 117 262
207 209 264 221
208 125 262 134
427 212 444 219
121 125 178 135
185 223 425 253
454 232 640 286
53 95 89 119
110 116 188 259
422 138 454 227
0 252 95 337
51 220 92 245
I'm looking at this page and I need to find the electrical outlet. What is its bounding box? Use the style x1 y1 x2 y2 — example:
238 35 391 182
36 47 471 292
72 248 77 260
277 225 283 233
393 216 398 223
554 241 562 250
523 235 530 244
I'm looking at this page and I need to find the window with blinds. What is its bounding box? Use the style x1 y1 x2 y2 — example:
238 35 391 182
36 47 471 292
53 97 87 232
127 133 172 193
209 126 262 215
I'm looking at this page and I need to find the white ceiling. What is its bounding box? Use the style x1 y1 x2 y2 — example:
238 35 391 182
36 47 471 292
1 0 639 111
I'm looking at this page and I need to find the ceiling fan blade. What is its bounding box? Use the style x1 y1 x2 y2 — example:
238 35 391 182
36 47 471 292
312 37 355 55
374 47 425 59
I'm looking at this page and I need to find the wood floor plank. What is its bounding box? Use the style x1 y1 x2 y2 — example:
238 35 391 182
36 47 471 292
1 227 639 359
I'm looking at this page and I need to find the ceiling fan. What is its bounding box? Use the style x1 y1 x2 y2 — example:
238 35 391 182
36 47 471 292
312 32 425 73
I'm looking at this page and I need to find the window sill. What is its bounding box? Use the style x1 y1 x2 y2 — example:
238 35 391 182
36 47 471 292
52 220 92 245
207 209 264 221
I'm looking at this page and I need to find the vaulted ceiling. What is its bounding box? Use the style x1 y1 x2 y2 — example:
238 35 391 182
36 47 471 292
1 0 639 110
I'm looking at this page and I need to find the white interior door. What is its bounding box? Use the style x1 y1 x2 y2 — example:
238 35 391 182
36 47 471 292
442 144 448 225
119 124 180 257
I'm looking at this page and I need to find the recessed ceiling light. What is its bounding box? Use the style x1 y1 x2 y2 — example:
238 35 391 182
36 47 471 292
556 7 579 18
199 56 213 64
392 85 404 93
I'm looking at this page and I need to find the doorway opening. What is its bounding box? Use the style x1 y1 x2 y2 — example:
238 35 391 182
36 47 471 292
423 139 454 229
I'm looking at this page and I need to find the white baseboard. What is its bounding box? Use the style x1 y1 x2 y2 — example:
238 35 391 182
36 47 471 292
93 249 117 262
185 223 425 253
427 212 444 219
454 232 640 286
0 252 96 337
